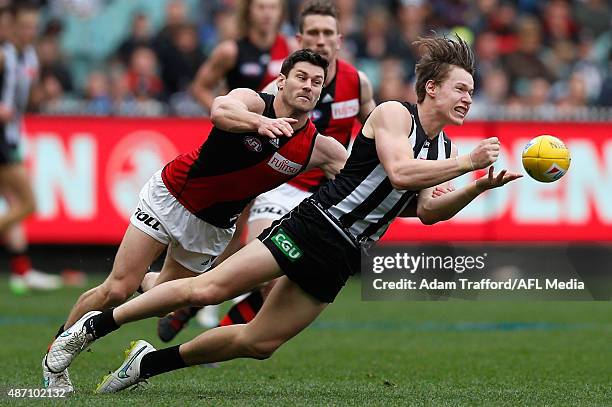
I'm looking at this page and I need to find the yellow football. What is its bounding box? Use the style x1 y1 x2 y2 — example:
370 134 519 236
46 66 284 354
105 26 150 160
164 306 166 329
522 135 571 183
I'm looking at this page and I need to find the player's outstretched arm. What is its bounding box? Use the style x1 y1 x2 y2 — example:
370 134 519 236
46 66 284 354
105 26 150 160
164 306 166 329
415 146 522 224
211 88 297 138
370 101 500 191
306 134 349 179
191 40 238 110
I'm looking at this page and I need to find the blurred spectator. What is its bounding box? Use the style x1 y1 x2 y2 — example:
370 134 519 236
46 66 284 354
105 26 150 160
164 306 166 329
153 0 189 59
475 68 510 105
465 0 498 35
190 0 291 111
116 12 153 66
430 0 470 29
542 0 578 45
125 46 163 101
544 39 576 80
556 72 589 107
485 1 518 54
376 58 409 102
83 71 112 115
23 0 612 115
597 50 612 106
573 0 611 39
474 31 503 89
37 35 73 92
347 7 400 60
502 16 556 92
526 77 553 107
159 23 205 98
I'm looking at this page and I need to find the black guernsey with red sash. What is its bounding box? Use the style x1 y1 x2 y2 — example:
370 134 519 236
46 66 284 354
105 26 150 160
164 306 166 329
162 93 318 228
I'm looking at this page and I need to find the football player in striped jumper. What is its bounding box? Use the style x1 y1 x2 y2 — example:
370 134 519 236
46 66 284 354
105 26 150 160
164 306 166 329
45 36 521 393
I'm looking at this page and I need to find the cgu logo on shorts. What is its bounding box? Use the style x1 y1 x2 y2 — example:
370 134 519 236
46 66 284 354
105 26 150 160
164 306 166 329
271 228 303 262
134 207 161 231
267 152 302 175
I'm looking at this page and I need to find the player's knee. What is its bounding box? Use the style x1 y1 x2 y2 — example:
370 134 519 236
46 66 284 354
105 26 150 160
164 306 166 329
245 338 283 360
238 330 284 360
99 282 133 306
190 283 228 306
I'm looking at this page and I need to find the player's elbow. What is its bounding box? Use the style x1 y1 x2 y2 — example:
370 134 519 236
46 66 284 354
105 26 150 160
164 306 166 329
416 203 441 225
388 170 418 191
209 100 227 126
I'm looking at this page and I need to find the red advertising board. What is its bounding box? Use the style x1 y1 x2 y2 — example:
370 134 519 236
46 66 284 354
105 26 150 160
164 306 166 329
20 116 612 243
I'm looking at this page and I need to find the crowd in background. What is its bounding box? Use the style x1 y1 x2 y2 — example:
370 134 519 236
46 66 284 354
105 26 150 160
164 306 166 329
9 0 612 119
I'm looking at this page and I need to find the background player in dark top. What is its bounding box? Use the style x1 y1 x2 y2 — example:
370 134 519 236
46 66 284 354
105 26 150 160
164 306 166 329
0 4 63 294
191 0 294 111
47 35 521 394
42 49 347 393
157 0 377 341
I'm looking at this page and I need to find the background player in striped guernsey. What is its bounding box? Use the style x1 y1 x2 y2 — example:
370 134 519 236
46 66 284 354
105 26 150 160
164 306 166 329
157 0 378 343
45 36 521 393
0 3 63 294
42 49 349 392
191 0 294 112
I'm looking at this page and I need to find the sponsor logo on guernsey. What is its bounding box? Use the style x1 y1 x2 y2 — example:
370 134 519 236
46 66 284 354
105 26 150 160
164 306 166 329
271 228 303 261
134 207 161 231
267 152 302 175
240 62 263 77
244 135 263 152
331 98 359 119
269 137 280 148
309 109 322 122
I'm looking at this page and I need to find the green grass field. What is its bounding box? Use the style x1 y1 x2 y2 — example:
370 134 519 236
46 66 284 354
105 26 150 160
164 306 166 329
1 274 611 406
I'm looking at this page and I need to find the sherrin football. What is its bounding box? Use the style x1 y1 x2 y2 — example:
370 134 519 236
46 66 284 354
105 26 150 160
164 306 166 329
522 135 571 182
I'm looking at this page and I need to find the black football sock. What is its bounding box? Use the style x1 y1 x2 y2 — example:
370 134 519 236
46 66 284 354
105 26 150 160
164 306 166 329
187 306 202 317
139 345 187 379
54 324 66 339
219 289 264 326
84 309 119 339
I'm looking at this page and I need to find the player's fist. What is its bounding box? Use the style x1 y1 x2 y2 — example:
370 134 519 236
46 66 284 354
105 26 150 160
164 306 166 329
469 137 500 170
257 117 298 139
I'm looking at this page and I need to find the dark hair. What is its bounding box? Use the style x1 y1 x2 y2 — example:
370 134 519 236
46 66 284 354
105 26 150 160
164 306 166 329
11 1 39 17
298 0 338 33
413 34 475 103
280 49 329 80
237 0 284 37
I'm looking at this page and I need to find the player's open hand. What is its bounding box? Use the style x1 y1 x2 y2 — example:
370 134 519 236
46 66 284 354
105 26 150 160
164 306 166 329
258 117 298 139
475 166 522 191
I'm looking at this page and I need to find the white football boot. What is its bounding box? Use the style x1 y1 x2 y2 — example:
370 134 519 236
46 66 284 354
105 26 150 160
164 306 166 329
23 269 63 290
46 310 101 372
42 356 74 394
95 340 156 393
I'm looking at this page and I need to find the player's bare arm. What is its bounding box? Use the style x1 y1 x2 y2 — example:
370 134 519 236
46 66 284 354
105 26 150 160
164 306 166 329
368 101 500 191
306 134 348 179
357 71 376 122
210 88 297 137
413 144 522 224
191 40 238 110
0 50 14 123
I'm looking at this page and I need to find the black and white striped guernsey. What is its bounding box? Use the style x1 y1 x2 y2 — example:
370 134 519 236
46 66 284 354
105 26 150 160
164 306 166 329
312 102 452 246
0 42 38 144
